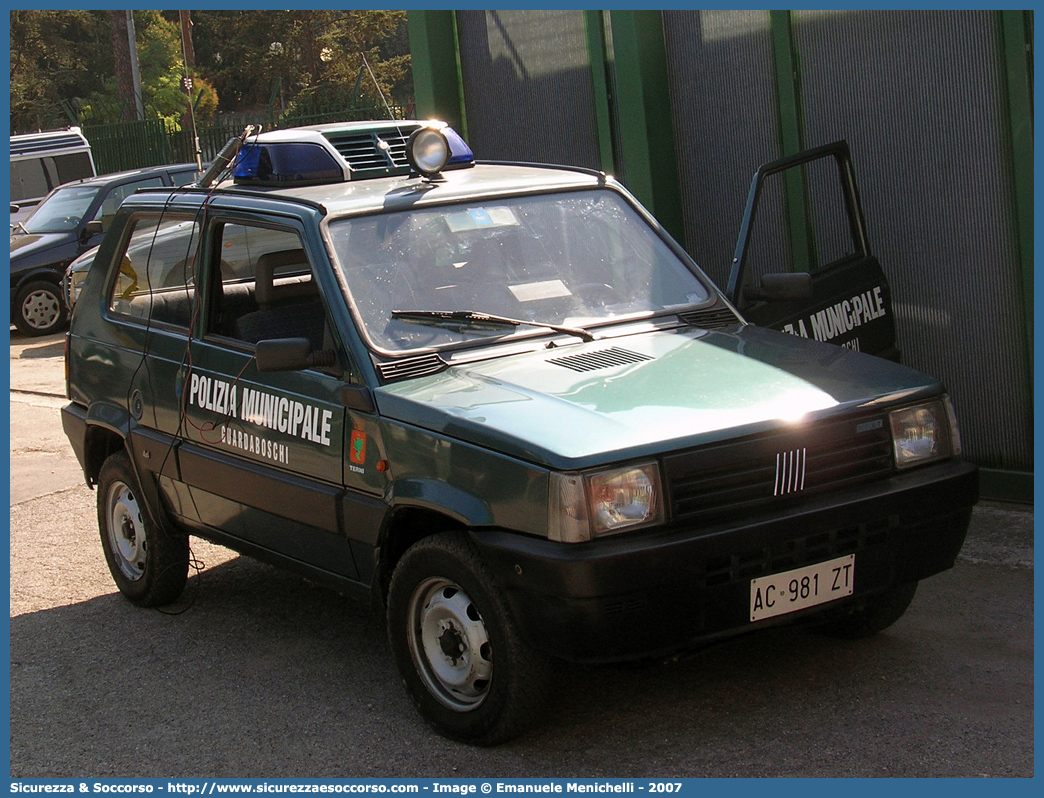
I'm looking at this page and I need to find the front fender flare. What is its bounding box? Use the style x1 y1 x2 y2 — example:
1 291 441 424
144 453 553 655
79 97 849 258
384 478 494 528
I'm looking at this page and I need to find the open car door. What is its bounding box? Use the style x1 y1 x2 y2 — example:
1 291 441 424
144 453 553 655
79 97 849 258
726 141 899 362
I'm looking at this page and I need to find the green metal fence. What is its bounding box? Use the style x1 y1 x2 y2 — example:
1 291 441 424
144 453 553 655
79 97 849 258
82 103 414 173
82 118 179 174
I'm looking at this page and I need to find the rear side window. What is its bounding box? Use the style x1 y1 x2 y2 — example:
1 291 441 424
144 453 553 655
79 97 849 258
9 153 95 205
10 160 50 203
108 215 201 329
170 169 201 187
53 152 94 184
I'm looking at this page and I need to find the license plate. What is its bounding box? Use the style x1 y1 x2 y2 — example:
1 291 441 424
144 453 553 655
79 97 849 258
750 554 855 622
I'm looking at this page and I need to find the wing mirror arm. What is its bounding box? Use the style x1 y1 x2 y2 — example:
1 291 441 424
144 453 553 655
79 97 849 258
255 337 343 378
80 220 103 244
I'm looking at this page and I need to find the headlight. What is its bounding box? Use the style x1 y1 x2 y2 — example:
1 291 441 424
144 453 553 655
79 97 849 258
549 462 663 543
66 268 88 309
889 397 960 469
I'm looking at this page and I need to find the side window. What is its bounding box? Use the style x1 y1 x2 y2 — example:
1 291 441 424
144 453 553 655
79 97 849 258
108 216 201 328
207 223 329 352
10 159 50 203
170 169 200 188
93 178 166 231
53 152 95 184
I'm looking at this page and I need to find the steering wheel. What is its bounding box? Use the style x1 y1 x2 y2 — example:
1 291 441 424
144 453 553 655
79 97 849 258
381 318 442 349
573 282 624 307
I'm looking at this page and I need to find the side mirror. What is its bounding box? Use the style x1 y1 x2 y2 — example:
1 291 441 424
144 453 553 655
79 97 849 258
743 272 813 303
255 337 340 374
10 204 19 213
80 220 103 244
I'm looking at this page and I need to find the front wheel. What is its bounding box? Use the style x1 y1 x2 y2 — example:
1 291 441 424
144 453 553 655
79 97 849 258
815 582 918 639
387 532 549 745
14 279 68 336
97 451 189 606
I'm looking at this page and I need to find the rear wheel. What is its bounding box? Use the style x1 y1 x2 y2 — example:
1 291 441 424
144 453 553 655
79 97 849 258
387 532 549 745
14 279 67 336
97 451 189 606
815 582 918 639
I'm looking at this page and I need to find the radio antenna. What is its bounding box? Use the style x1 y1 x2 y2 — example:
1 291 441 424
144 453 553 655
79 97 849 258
180 12 203 170
361 52 397 122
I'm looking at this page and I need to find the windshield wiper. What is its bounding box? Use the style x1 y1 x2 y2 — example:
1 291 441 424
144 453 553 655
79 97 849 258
10 221 29 236
392 309 596 343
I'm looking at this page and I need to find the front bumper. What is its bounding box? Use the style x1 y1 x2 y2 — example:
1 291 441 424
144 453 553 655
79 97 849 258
470 459 978 663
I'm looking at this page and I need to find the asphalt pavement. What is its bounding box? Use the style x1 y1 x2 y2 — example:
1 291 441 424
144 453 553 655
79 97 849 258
8 330 1035 777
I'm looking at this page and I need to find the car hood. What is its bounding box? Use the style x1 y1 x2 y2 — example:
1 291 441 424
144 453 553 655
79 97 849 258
375 325 942 470
9 231 73 260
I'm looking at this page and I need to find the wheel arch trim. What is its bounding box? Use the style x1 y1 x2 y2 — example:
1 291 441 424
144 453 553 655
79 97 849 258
79 402 177 537
384 478 494 528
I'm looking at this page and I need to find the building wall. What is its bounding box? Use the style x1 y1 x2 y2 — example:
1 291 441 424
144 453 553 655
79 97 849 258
409 9 1033 496
791 10 1032 475
455 10 601 168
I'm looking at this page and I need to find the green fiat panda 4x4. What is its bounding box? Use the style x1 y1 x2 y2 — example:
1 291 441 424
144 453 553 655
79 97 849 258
62 121 978 745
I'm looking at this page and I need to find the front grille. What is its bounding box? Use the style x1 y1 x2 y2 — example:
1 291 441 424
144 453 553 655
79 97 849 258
665 410 894 520
322 125 419 176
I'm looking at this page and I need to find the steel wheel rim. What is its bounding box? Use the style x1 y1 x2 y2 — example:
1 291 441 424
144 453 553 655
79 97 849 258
407 577 492 711
21 289 60 330
106 480 147 581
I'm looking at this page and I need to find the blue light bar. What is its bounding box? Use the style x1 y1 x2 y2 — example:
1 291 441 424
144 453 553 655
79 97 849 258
442 127 474 168
233 142 344 187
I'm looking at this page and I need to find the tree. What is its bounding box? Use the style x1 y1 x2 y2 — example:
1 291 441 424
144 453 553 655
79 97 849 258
79 11 218 126
9 10 108 132
191 10 411 117
108 10 140 121
10 9 409 134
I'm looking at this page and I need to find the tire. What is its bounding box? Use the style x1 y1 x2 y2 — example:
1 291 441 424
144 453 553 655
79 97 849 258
97 451 189 607
815 582 918 639
14 279 68 336
387 532 549 745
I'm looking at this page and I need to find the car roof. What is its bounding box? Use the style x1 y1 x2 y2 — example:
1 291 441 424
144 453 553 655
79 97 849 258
135 162 605 219
56 163 199 190
122 120 611 218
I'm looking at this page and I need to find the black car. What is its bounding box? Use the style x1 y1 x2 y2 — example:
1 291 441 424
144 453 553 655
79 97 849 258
9 162 200 336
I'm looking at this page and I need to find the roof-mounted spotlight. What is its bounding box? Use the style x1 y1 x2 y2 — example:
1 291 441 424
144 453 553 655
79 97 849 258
407 126 451 180
406 122 474 181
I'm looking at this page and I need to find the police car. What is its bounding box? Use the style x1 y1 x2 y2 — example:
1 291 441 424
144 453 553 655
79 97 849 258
61 120 978 745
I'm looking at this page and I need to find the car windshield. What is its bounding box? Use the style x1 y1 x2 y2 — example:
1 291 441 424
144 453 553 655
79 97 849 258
328 189 712 353
23 185 99 234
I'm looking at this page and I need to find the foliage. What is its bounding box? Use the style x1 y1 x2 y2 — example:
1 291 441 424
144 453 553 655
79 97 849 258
77 11 218 126
10 9 412 135
9 10 110 131
187 10 412 113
